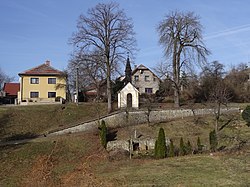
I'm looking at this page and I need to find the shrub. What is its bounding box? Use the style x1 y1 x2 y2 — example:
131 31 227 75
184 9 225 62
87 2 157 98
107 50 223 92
168 139 175 157
179 137 186 156
242 105 250 127
99 120 107 149
197 137 202 153
209 130 218 152
154 128 166 159
154 140 158 157
186 140 192 155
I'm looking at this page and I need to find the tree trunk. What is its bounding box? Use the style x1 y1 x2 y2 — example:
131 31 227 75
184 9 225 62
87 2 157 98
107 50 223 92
215 102 221 135
172 40 180 108
174 89 180 108
107 78 112 113
106 64 112 113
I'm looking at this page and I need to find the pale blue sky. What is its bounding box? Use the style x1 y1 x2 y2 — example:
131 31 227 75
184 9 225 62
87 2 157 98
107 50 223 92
1 0 250 80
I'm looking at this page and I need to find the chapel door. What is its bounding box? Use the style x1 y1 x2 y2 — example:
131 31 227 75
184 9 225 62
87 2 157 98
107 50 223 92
127 93 132 108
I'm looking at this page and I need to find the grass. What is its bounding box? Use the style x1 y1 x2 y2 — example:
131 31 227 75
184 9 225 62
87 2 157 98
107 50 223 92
0 103 249 186
97 153 250 186
0 133 96 187
0 102 107 141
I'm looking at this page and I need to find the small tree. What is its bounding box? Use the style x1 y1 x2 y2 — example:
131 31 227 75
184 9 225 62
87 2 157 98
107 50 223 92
242 105 250 127
197 137 202 153
168 139 175 157
186 140 192 155
99 120 107 149
155 128 167 159
209 130 218 152
154 140 158 157
179 137 186 156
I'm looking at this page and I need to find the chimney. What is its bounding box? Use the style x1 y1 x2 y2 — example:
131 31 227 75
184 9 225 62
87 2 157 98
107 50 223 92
45 60 51 66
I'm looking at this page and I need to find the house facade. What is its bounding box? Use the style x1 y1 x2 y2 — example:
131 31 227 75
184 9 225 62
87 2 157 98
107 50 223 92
131 64 160 94
18 60 66 104
118 82 139 108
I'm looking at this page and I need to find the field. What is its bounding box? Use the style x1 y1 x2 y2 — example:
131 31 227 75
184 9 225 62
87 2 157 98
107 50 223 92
0 103 249 186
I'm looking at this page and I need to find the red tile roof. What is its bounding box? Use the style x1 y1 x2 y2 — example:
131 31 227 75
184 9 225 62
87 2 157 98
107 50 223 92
19 62 63 76
3 83 20 96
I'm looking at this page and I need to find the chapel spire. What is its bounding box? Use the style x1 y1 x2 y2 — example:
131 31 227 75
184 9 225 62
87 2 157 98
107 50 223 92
125 53 132 84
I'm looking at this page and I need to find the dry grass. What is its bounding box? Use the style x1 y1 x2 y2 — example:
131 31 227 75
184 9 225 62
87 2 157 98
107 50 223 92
0 104 249 186
0 102 107 141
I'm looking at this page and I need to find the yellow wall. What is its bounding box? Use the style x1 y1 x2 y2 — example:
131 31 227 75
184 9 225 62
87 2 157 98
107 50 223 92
19 75 66 102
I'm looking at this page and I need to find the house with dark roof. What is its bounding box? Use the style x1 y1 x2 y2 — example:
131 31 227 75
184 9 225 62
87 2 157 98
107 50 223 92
18 60 66 104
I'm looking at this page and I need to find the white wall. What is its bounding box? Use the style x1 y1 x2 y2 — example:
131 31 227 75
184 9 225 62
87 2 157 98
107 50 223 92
118 83 139 108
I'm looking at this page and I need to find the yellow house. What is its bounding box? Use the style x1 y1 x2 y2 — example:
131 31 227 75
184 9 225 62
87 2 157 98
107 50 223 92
18 60 66 104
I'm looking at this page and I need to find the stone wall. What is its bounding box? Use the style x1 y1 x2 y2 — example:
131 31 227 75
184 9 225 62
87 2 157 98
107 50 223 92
106 138 168 152
49 107 240 136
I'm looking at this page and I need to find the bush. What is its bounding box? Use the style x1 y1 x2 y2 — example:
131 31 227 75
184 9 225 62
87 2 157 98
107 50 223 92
179 137 186 156
209 130 218 152
99 120 107 149
242 105 250 127
154 140 158 157
168 139 175 157
197 137 203 153
186 140 192 155
154 128 166 159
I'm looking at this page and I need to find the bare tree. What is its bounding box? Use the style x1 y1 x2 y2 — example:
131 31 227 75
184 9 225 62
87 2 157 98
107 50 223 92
157 11 210 107
201 61 232 134
70 2 136 113
68 51 106 101
0 68 14 90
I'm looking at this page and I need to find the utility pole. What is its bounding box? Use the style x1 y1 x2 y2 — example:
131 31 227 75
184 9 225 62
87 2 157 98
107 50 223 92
76 67 79 105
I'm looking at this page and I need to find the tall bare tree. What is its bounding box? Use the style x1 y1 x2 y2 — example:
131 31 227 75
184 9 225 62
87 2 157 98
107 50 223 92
70 2 136 113
0 68 14 90
157 11 210 107
68 51 106 100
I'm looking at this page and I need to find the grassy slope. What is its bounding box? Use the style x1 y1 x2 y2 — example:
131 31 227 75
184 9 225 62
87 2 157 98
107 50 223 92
0 104 249 186
0 103 107 141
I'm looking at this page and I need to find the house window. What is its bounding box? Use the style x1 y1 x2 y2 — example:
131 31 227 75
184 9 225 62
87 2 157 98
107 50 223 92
134 75 139 81
30 92 39 98
145 88 153 94
48 92 56 98
145 75 150 82
48 78 56 84
30 78 39 84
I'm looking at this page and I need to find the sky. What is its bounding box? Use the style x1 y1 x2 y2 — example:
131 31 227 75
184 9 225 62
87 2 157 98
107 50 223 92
1 0 250 81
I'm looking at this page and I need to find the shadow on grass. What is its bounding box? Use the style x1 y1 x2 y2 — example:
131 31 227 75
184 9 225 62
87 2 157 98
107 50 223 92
3 132 39 142
107 130 118 142
0 142 28 151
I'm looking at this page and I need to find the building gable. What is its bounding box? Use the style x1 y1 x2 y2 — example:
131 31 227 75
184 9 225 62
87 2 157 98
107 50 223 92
131 64 160 94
